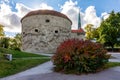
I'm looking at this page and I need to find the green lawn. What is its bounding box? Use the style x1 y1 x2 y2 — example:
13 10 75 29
104 62 120 69
0 47 47 58
0 59 50 78
0 48 50 78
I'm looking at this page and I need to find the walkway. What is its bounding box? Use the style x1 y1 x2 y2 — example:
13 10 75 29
108 52 120 62
0 52 120 80
6 67 120 80
0 61 54 80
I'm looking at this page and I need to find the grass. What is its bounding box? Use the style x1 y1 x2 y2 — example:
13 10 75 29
0 47 47 58
12 50 46 58
104 62 120 69
0 59 50 78
0 47 50 78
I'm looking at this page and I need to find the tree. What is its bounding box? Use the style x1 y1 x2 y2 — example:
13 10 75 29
0 24 5 37
85 24 94 40
85 24 98 40
14 33 21 50
9 33 21 51
97 11 120 50
0 24 7 48
0 37 10 48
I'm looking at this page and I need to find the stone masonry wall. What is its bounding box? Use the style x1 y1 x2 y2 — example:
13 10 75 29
71 33 85 40
21 15 71 53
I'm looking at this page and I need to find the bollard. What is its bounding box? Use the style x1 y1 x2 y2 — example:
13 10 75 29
4 54 12 61
8 54 12 61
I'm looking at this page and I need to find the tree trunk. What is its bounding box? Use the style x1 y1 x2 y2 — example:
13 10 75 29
111 44 114 52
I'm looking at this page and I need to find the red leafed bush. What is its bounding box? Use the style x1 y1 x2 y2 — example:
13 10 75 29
52 39 111 73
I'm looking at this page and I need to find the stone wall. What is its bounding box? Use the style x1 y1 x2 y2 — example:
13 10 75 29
71 32 85 40
21 15 71 53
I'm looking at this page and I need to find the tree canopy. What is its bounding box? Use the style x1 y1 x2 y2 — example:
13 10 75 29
85 24 99 40
0 24 21 50
97 11 120 49
0 24 5 37
9 33 22 51
84 24 94 40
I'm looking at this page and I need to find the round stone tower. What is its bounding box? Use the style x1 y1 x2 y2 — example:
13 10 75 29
21 10 72 53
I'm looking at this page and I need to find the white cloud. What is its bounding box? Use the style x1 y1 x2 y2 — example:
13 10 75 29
33 3 54 10
60 0 80 29
83 6 101 28
0 2 22 33
101 12 110 20
0 2 11 15
0 2 12 29
60 0 103 29
15 3 32 17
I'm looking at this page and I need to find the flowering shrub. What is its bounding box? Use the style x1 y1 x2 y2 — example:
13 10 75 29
52 39 110 73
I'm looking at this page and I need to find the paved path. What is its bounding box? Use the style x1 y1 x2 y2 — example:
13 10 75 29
13 57 51 60
7 67 120 80
1 65 120 80
0 61 54 80
33 53 54 57
108 52 120 62
1 52 120 80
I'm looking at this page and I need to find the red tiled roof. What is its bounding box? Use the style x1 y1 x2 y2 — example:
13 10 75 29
71 28 85 33
21 10 72 24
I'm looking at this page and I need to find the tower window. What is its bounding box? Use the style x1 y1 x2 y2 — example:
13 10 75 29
35 29 38 32
55 30 58 33
23 32 25 34
46 19 50 23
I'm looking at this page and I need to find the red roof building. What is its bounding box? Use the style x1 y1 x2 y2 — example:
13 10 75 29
71 28 85 34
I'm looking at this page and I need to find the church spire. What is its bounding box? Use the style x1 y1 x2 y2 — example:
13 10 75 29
78 10 81 29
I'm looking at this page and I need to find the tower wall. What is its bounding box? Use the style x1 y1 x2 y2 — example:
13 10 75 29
21 15 71 53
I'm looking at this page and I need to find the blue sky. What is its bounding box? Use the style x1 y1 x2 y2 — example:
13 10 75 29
0 0 120 37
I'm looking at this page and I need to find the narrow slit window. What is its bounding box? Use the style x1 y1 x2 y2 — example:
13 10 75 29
46 19 50 23
23 32 25 34
55 30 58 33
35 29 38 32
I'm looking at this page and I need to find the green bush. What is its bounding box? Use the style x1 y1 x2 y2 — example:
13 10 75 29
52 39 111 74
